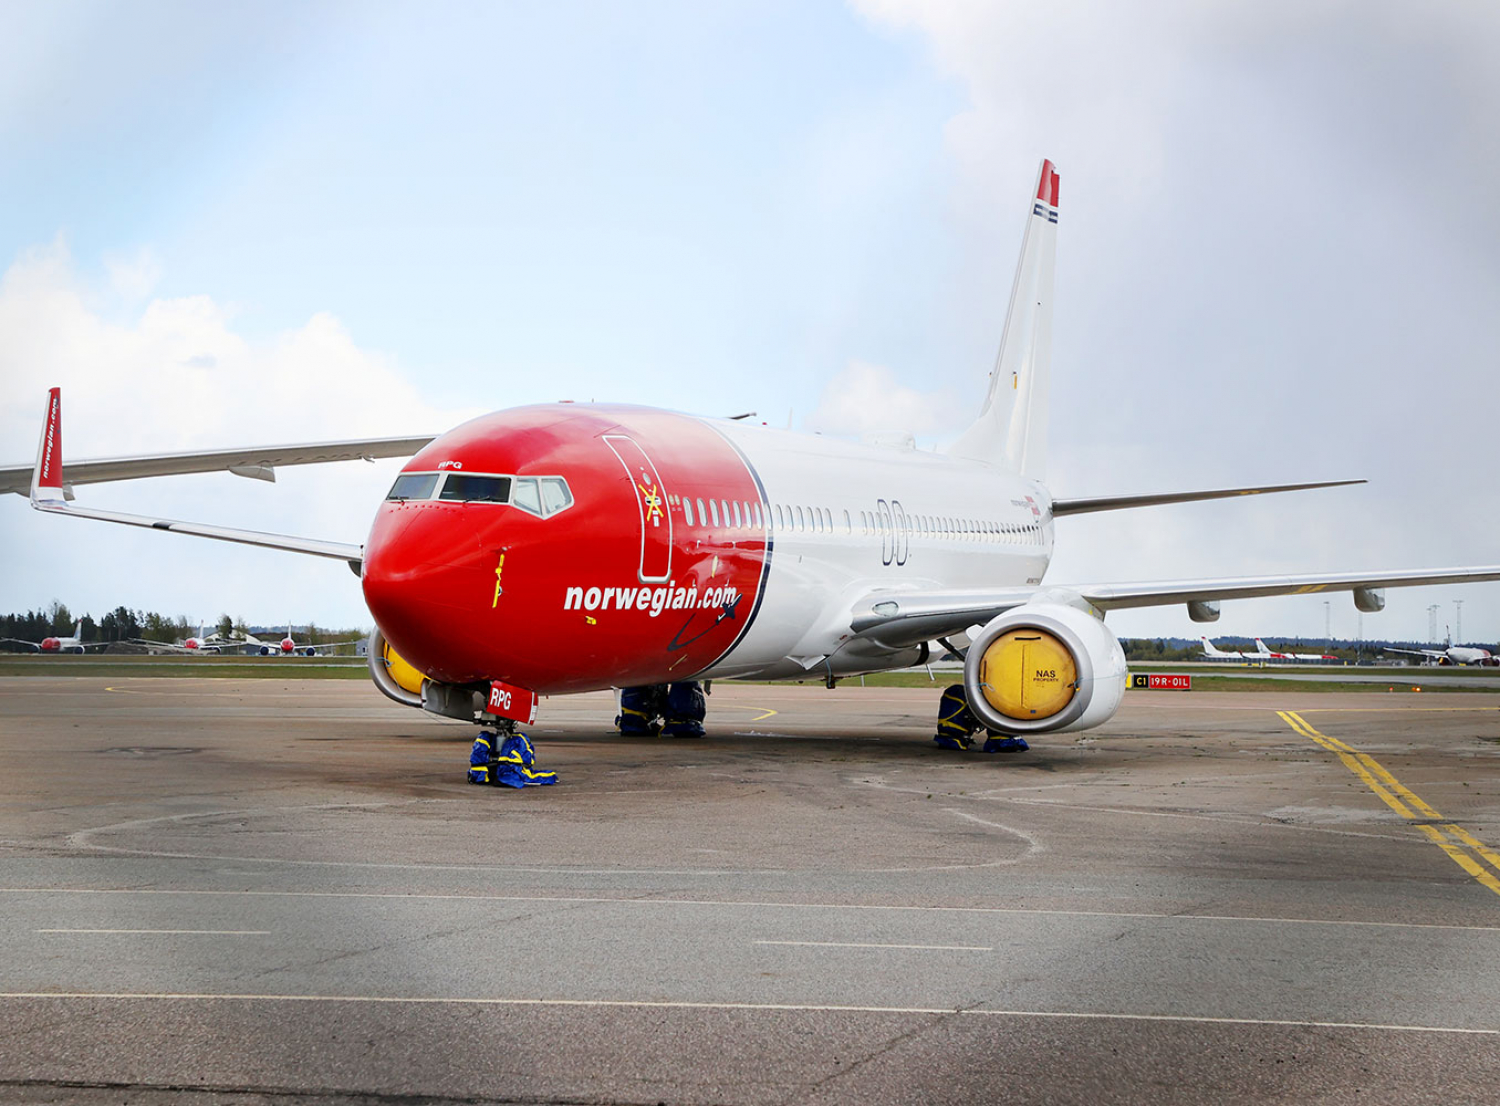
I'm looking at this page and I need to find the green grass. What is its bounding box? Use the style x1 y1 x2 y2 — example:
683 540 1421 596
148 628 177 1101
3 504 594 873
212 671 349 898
3 656 1494 695
0 655 368 679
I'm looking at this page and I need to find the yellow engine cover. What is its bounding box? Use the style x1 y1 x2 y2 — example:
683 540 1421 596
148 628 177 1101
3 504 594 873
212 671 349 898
382 640 426 696
979 629 1078 720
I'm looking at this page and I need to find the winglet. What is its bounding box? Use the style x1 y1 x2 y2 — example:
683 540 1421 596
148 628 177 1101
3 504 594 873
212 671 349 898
31 388 66 504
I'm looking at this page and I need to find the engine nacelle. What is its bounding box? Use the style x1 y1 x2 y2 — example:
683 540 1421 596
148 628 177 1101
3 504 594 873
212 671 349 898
368 625 425 707
963 594 1128 736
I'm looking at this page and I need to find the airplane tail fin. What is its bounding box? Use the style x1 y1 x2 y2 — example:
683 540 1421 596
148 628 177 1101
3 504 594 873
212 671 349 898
947 159 1059 477
1200 636 1220 656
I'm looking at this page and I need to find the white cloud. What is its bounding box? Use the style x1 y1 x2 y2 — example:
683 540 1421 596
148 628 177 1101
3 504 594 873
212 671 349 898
0 241 480 628
104 247 162 302
848 0 1500 642
807 359 967 441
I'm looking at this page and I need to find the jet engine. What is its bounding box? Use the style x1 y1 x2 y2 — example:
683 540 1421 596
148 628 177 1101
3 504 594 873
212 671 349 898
962 592 1128 736
368 625 494 721
368 625 425 707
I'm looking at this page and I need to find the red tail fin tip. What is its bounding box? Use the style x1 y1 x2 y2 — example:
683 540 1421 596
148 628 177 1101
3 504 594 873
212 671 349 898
39 387 63 490
1035 159 1060 207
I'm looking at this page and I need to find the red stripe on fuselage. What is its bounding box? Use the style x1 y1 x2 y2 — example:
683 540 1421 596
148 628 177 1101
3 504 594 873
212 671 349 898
362 404 770 694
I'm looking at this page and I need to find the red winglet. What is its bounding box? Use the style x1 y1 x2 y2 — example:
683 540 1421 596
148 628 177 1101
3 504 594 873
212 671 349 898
37 387 64 491
1035 159 1060 207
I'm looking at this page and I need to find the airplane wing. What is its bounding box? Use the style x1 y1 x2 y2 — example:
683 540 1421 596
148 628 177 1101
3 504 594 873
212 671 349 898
1 435 435 496
27 389 366 569
0 639 42 653
1052 479 1365 516
1381 646 1444 658
847 566 1500 649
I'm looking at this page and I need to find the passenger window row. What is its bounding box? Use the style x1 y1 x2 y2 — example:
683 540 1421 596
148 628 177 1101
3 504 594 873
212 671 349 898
673 495 1041 545
857 511 1042 544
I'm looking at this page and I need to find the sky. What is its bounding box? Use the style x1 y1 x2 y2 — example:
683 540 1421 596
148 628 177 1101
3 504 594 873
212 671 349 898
2 0 1497 644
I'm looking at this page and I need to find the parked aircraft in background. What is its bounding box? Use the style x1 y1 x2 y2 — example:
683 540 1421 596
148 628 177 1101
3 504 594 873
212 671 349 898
0 621 103 654
16 160 1500 748
1383 641 1497 667
255 626 362 657
1277 644 1341 662
1251 638 1293 661
1200 637 1244 661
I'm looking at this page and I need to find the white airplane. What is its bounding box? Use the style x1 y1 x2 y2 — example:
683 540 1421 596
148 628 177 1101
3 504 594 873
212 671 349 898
1383 640 1496 667
1270 642 1341 662
1251 638 1294 661
252 625 362 657
13 159 1500 750
0 620 102 654
1200 636 1244 661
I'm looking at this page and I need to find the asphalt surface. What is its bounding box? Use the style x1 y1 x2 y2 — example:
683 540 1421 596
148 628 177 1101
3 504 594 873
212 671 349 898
2 677 1499 1105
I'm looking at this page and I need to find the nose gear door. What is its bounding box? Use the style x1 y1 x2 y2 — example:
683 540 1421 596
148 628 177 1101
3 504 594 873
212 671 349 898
604 435 673 583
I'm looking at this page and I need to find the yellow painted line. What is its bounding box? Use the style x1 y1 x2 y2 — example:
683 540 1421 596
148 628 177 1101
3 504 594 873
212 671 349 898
748 707 778 722
1278 712 1415 819
1278 710 1500 898
1414 827 1500 896
1444 824 1500 877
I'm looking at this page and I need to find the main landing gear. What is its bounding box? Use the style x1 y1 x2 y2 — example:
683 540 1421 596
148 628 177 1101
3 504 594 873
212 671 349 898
616 681 708 738
933 684 1029 754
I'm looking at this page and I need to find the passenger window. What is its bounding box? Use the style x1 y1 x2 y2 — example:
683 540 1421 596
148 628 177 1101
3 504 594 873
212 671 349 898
684 498 694 526
539 477 572 515
795 506 804 530
720 501 730 527
775 504 784 530
511 477 542 516
843 509 851 534
710 500 721 526
732 501 742 528
697 499 708 527
387 472 438 501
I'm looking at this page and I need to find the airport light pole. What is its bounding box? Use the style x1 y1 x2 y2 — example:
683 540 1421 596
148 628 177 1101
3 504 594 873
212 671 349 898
1454 599 1464 645
1428 604 1440 644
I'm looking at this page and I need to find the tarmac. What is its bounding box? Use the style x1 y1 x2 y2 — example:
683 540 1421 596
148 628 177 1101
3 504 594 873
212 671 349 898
2 676 1499 1105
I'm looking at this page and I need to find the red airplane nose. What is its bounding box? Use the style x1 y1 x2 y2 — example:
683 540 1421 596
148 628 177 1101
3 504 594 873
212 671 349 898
362 500 503 686
40 638 59 652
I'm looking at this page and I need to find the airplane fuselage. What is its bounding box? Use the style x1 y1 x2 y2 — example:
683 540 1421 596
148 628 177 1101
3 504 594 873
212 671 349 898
361 404 1055 694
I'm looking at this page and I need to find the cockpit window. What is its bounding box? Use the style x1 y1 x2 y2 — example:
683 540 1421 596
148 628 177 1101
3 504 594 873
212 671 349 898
511 477 542 516
387 472 439 501
539 477 573 515
438 474 512 503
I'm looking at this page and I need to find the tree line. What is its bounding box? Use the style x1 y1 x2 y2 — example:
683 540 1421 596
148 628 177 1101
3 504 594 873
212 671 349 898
1 602 363 647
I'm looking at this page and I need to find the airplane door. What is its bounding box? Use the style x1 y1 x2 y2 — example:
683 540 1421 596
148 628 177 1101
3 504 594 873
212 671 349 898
604 435 673 583
891 499 909 565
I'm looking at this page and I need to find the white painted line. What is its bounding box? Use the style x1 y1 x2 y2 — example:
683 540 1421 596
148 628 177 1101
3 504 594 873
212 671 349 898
34 929 269 935
3 887 1497 934
756 940 991 951
0 991 1494 1036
